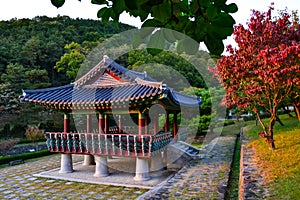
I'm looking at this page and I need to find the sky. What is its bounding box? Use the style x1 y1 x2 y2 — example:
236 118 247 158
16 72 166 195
0 0 299 52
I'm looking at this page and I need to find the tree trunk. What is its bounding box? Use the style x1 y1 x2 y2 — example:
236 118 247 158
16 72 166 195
276 116 284 126
282 106 293 118
294 106 300 121
255 111 276 150
268 138 276 150
268 116 276 150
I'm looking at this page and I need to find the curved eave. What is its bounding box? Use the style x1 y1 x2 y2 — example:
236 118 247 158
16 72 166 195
167 90 202 107
19 84 164 110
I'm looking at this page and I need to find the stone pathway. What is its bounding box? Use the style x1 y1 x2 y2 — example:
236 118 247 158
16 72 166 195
239 136 269 199
0 155 147 199
0 136 236 199
141 136 237 200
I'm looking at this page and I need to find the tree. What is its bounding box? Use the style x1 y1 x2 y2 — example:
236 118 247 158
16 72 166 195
54 42 86 81
1 63 27 93
25 126 45 151
182 87 224 137
51 0 238 56
211 6 300 150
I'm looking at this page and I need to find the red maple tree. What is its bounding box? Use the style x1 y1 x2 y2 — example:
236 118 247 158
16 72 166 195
211 6 300 149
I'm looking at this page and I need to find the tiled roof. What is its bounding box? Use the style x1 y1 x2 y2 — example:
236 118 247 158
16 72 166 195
19 55 201 110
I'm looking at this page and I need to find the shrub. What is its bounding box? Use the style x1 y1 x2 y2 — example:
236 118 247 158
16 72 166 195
0 150 52 165
25 126 45 151
0 138 19 156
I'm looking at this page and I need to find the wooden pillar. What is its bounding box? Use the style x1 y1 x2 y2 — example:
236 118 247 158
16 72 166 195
64 113 70 133
138 112 145 135
164 111 170 132
118 115 122 133
173 112 178 137
98 113 104 134
105 114 109 134
86 114 90 133
60 113 73 173
83 114 95 165
144 114 149 134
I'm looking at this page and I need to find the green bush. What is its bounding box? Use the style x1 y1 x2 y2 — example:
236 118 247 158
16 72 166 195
17 138 46 145
0 150 52 165
224 120 235 126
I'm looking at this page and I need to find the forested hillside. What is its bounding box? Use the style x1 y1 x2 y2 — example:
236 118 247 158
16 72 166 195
0 16 133 137
0 15 133 87
0 16 215 140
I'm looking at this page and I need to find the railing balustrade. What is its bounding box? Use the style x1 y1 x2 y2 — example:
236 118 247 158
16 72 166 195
45 131 172 158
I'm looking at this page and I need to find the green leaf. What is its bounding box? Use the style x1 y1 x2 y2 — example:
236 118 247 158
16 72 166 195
152 2 172 23
124 0 138 10
162 28 177 43
97 7 111 23
223 3 238 13
145 0 164 6
204 34 224 55
211 0 226 7
173 16 188 32
142 19 160 27
132 34 143 48
138 9 150 22
147 30 165 55
206 5 218 20
199 0 210 7
91 0 107 5
139 28 155 40
112 0 125 14
177 38 199 55
172 30 185 40
193 18 208 41
51 0 65 8
211 25 234 39
212 13 235 27
190 0 200 14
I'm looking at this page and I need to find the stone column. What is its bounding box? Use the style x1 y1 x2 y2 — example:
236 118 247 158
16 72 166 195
162 150 168 170
83 114 95 165
59 153 74 173
94 155 109 177
134 158 150 181
150 151 164 172
134 111 150 181
60 113 73 173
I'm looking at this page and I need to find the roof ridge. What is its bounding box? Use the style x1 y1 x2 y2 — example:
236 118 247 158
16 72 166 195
74 58 107 87
23 84 74 93
135 77 163 89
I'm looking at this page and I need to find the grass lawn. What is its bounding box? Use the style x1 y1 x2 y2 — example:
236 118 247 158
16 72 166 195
244 115 300 200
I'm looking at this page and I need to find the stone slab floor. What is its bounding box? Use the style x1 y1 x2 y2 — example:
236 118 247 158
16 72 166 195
0 136 236 200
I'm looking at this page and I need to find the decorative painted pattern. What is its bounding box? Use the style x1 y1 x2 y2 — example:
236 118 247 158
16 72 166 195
45 131 172 158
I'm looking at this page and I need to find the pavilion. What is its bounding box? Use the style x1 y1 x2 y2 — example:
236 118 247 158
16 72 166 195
19 55 201 181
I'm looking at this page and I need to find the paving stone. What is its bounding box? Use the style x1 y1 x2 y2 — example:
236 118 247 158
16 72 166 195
0 137 236 200
94 194 103 198
143 136 237 199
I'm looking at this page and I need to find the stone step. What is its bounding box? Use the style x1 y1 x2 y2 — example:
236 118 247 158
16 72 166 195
170 141 203 158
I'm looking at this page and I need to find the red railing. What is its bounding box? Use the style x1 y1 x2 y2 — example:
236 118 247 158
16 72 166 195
45 131 172 158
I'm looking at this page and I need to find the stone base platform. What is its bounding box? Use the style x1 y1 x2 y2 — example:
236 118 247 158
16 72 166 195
34 157 174 189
